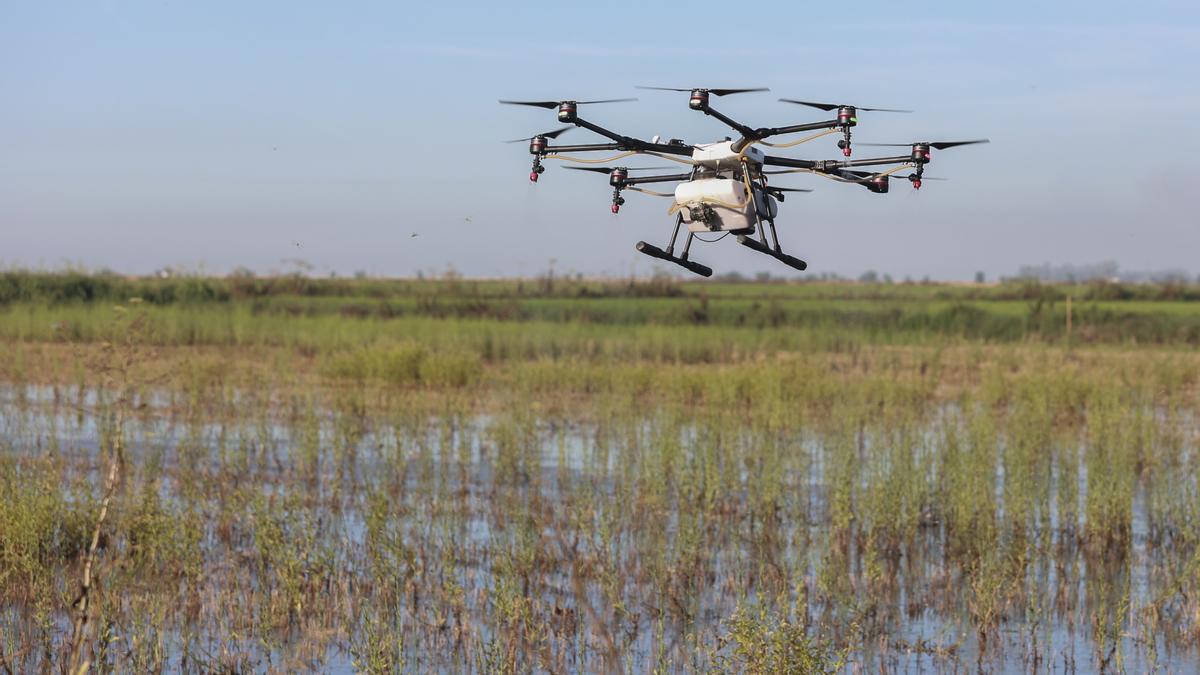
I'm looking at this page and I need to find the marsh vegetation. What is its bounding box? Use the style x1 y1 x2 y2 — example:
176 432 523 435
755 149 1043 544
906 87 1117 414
1 272 1198 672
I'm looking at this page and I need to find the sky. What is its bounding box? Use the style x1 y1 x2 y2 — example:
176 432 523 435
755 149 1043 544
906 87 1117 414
2 1 1199 280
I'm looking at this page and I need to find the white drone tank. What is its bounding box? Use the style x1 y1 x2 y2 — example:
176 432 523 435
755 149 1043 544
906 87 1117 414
674 178 755 233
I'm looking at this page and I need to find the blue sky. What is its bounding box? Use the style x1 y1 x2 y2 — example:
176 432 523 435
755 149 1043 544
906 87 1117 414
3 1 1198 279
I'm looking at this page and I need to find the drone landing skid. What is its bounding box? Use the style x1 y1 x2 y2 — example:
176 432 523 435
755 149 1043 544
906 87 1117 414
737 235 808 271
635 241 713 277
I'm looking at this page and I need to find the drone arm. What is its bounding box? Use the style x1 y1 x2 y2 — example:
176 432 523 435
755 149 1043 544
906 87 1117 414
622 173 693 186
769 155 912 173
572 117 694 156
543 142 623 153
571 117 636 146
759 119 841 139
701 106 756 139
835 155 912 168
762 155 818 169
729 120 843 152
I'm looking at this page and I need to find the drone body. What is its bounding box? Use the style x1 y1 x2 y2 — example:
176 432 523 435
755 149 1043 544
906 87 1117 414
501 88 987 277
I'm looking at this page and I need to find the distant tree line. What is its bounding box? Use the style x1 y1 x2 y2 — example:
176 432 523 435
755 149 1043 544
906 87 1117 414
1013 260 1196 284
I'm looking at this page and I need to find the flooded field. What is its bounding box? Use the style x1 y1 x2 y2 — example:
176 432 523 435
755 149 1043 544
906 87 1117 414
1 275 1199 672
3 374 1199 671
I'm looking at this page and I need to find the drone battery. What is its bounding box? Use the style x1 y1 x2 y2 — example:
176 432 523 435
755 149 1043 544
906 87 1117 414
675 178 755 233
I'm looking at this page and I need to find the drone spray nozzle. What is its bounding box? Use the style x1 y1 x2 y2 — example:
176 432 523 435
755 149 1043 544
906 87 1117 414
529 158 545 182
835 113 855 156
610 188 626 213
907 167 923 189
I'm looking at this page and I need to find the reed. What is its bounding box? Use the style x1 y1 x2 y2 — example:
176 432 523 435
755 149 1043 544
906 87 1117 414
0 273 1197 671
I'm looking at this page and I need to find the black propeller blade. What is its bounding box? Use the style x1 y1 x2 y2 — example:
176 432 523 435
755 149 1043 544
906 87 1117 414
503 127 572 143
765 186 813 193
637 86 769 96
499 100 558 109
779 99 911 113
563 166 677 173
836 171 946 183
838 170 875 181
499 98 637 108
859 139 990 149
762 168 900 182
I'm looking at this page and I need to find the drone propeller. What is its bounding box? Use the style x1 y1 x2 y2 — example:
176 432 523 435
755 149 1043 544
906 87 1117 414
499 98 637 108
503 127 572 143
858 139 989 150
637 86 769 97
563 165 677 173
837 170 876 181
778 99 909 156
765 186 813 193
779 99 911 113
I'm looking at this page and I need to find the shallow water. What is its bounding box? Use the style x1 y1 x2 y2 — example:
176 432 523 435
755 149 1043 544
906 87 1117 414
1 383 1198 672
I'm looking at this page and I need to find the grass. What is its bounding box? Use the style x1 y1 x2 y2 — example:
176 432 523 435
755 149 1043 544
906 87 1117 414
0 272 1198 671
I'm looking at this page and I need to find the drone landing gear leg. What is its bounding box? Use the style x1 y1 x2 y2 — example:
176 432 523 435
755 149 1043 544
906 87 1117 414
636 214 713 277
739 208 808 272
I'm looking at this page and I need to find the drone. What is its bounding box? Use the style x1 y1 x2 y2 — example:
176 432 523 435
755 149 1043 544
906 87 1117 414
501 88 987 277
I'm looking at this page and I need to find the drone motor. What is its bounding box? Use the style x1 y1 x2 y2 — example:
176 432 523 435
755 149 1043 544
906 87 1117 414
912 143 932 163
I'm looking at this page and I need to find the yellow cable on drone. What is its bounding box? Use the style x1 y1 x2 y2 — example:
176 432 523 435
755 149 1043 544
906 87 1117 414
543 151 640 164
740 160 758 212
757 128 840 149
627 187 674 197
645 152 699 166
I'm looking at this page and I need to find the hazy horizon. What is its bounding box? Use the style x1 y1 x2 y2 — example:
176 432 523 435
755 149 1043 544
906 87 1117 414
4 2 1198 281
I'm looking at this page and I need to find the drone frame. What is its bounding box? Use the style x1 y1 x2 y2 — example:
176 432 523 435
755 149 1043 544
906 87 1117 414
502 89 984 277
